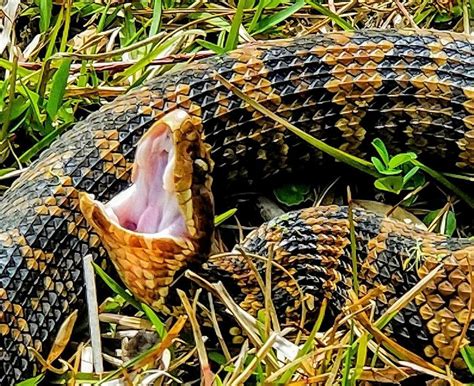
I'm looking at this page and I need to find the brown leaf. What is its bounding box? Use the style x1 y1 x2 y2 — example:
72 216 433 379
358 366 416 382
353 200 426 230
46 309 78 365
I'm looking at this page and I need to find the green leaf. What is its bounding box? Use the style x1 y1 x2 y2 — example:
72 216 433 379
149 0 162 37
452 5 463 17
380 168 402 176
225 0 247 50
39 0 52 33
100 295 127 313
196 39 227 55
425 210 457 237
305 0 353 31
388 152 417 169
209 351 227 366
445 211 457 237
374 176 404 194
423 209 440 226
461 346 474 375
371 138 390 166
19 126 65 163
16 374 45 386
93 262 142 311
251 0 305 35
423 209 457 236
434 12 453 23
46 59 72 120
141 303 166 338
274 183 311 206
0 96 30 122
371 157 386 174
402 166 420 185
214 208 237 226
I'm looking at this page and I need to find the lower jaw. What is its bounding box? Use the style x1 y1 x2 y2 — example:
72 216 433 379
80 190 197 312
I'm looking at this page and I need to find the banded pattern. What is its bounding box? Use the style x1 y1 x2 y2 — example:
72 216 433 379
0 30 474 384
204 206 474 374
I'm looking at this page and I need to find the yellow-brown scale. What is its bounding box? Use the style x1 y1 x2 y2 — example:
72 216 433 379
1 30 474 384
203 206 474 376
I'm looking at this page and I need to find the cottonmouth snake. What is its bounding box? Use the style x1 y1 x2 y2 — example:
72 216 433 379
1 29 474 384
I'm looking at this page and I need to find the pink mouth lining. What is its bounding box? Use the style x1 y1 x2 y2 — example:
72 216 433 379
104 128 187 237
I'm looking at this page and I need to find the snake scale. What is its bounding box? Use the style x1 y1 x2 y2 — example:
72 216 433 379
1 29 474 384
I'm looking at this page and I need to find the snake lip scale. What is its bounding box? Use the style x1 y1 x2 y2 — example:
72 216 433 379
1 29 474 384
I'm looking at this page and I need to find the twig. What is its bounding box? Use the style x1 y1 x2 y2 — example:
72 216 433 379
177 289 214 386
229 333 278 386
393 0 419 29
83 254 104 374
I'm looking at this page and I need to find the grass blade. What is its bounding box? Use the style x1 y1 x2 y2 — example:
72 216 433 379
117 29 202 82
46 58 71 120
141 303 167 338
19 126 65 163
213 71 378 177
225 0 247 51
39 0 52 33
214 208 237 225
413 160 474 209
16 374 45 386
461 346 474 375
197 39 227 54
149 0 163 37
248 0 270 33
214 72 474 208
92 262 142 311
305 0 354 31
251 0 305 35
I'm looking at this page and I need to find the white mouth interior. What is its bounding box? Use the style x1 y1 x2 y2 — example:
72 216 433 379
104 129 187 237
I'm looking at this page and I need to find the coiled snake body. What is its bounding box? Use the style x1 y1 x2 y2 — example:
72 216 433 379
1 29 474 384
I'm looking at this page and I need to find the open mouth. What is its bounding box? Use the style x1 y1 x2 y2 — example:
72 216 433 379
79 110 214 311
79 111 198 311
103 122 187 238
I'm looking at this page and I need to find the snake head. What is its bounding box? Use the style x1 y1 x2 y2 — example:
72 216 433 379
79 110 214 312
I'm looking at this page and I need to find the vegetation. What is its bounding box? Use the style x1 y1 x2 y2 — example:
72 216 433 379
2 0 473 385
